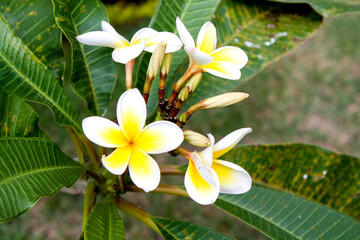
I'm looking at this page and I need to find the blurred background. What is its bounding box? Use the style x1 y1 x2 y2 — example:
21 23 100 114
1 0 359 239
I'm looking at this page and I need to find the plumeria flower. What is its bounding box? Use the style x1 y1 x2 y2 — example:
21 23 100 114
184 128 252 205
176 17 248 80
82 88 184 192
76 21 182 64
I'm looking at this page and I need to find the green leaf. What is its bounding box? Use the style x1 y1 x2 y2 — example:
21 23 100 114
0 88 46 138
53 0 116 116
215 186 360 239
182 0 323 111
267 0 360 16
223 144 360 218
84 202 125 240
0 0 64 81
153 217 233 240
135 0 221 113
0 16 81 131
0 138 85 222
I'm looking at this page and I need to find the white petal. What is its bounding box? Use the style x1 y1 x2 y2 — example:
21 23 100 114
131 27 158 45
102 146 131 175
135 121 184 154
143 32 183 53
116 88 147 140
190 152 217 187
213 128 252 159
76 31 122 49
198 134 214 166
196 22 217 54
82 116 128 148
210 46 248 69
185 46 213 66
201 61 241 80
185 160 220 205
128 148 160 192
212 160 252 194
176 17 195 48
112 39 145 64
101 21 129 43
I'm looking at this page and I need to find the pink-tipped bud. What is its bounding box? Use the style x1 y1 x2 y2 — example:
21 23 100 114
186 72 202 92
201 92 249 109
183 130 211 147
147 42 167 81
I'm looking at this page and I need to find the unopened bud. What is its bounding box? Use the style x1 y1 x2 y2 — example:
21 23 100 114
147 42 167 81
183 130 211 147
201 92 249 109
144 42 167 96
186 72 202 92
160 53 172 77
179 86 190 102
178 72 203 102
179 111 189 123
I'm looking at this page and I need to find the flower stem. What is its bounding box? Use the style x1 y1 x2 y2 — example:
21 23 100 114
127 184 189 197
172 147 191 157
85 169 104 185
125 59 135 89
114 197 161 235
159 165 185 175
167 65 199 107
119 174 125 194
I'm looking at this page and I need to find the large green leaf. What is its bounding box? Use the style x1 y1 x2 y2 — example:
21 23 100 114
215 186 360 239
153 217 233 240
135 0 221 113
267 0 360 16
0 88 46 138
0 138 85 222
223 144 360 218
0 0 64 81
84 202 125 240
53 0 116 116
0 16 81 131
182 0 323 111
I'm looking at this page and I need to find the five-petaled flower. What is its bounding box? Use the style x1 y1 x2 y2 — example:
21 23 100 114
76 21 182 64
82 88 184 192
176 17 248 80
184 128 252 205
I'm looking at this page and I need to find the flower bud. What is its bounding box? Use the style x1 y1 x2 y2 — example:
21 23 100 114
178 72 203 102
186 72 202 92
160 53 172 78
201 92 249 109
183 130 211 147
147 42 167 81
179 86 190 102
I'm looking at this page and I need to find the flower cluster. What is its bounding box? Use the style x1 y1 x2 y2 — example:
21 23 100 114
79 17 251 205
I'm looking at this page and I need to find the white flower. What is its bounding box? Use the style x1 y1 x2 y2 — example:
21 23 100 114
184 128 252 205
82 88 184 192
176 17 248 80
76 21 182 64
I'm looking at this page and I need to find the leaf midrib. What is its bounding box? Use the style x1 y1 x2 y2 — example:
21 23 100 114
0 165 83 186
